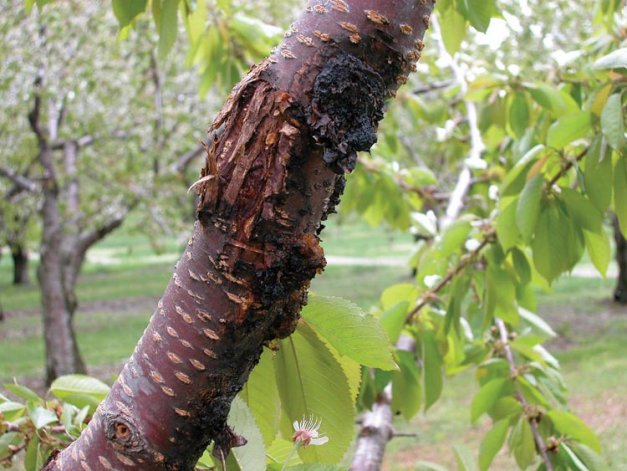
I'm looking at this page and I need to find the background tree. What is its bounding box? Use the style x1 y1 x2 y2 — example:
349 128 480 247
0 0 208 383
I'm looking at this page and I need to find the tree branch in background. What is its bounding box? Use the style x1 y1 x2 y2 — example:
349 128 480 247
76 202 138 257
0 166 38 193
27 69 47 147
431 16 486 229
170 142 206 175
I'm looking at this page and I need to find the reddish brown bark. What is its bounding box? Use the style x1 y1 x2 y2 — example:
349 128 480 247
43 1 435 469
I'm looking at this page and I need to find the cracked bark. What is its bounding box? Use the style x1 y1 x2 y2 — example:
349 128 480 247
42 1 435 469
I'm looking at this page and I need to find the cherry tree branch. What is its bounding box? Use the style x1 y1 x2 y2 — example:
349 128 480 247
495 319 554 471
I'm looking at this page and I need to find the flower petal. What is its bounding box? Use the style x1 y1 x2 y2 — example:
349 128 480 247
310 436 329 446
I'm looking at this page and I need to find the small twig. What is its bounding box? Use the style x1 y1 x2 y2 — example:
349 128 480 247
406 233 494 323
495 319 554 471
547 146 589 188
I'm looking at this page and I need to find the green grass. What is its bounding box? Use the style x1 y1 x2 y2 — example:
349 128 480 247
1 220 626 469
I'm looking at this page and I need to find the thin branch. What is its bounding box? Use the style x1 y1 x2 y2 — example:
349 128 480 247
0 166 38 193
171 143 206 175
495 319 554 471
406 232 494 323
413 80 453 95
547 146 589 188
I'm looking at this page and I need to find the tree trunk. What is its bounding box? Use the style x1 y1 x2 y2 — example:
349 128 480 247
614 215 627 304
38 242 87 384
9 241 30 285
38 142 87 385
43 1 434 469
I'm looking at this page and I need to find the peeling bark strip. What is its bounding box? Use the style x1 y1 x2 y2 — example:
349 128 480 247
43 1 434 469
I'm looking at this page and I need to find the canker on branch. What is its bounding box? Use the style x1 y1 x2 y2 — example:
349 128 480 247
43 1 435 469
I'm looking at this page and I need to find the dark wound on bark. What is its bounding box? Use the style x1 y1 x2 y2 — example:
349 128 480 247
43 1 435 469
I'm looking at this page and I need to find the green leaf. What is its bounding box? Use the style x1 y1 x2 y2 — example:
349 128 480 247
50 375 110 411
275 323 354 464
24 434 43 471
241 349 280 447
485 264 518 324
226 397 266 471
532 200 584 282
601 94 626 150
266 438 302 467
158 0 179 59
471 378 507 423
4 383 41 403
24 0 36 13
502 145 549 197
489 397 523 421
301 296 396 370
479 420 509 471
547 112 594 148
27 404 58 429
380 301 409 344
509 92 530 138
438 220 472 257
380 284 419 311
516 175 544 242
518 308 556 338
510 417 535 469
392 350 422 420
0 432 20 460
511 248 531 285
112 0 147 28
527 84 577 117
584 138 613 212
496 198 519 251
559 443 590 471
547 410 601 452
464 0 497 32
440 7 466 55
561 188 603 232
615 156 627 236
601 93 625 150
569 442 610 471
0 401 26 422
584 229 611 277
454 444 477 471
423 330 443 411
593 48 627 70
184 0 206 45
